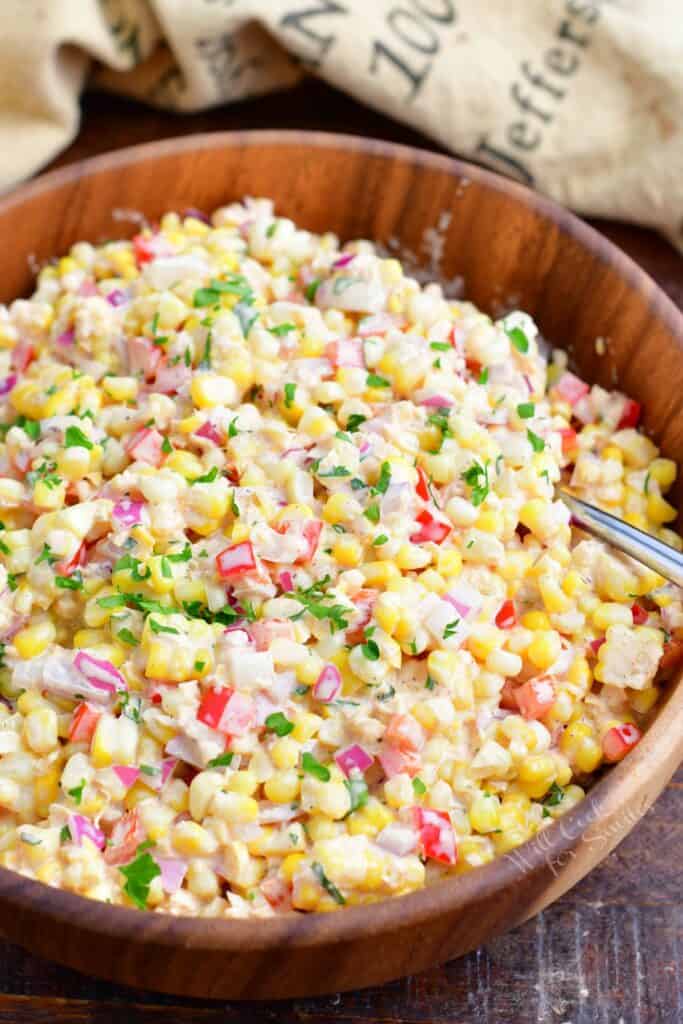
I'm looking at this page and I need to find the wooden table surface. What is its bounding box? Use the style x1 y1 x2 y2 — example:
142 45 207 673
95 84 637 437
3 80 681 1024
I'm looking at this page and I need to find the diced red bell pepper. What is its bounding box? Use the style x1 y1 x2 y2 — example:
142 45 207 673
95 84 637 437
196 420 224 446
127 336 163 380
385 713 426 752
325 338 365 368
378 744 421 778
553 372 590 407
131 233 159 266
260 875 292 911
197 686 254 735
344 588 378 645
416 466 431 503
272 519 323 565
412 807 457 865
602 723 641 763
68 702 101 744
495 599 517 630
215 540 257 580
514 677 555 720
125 427 165 467
499 680 519 711
631 603 648 625
617 398 641 430
410 509 451 545
103 810 146 866
197 686 234 731
11 342 35 373
559 427 578 456
659 635 683 674
465 357 482 376
56 541 87 577
300 520 322 563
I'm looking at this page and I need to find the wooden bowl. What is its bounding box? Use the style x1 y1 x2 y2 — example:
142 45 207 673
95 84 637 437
0 131 681 1000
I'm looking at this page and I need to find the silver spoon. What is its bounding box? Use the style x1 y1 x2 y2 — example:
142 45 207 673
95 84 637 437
559 489 683 589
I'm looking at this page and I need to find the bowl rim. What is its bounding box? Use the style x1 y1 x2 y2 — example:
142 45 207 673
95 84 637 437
0 129 682 955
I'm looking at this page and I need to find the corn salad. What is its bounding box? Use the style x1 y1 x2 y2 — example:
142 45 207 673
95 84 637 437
0 198 680 917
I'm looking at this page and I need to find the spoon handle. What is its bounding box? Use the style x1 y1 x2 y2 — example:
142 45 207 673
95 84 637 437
559 489 683 589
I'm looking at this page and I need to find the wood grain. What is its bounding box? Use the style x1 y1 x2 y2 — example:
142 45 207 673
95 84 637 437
0 88 679 1015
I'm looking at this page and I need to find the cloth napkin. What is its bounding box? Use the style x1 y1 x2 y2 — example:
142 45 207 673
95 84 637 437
1 1 681 248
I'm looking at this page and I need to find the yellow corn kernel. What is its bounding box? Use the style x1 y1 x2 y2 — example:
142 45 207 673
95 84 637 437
33 479 66 510
518 499 555 541
23 707 58 754
475 508 504 535
164 450 204 480
649 457 676 490
467 624 501 662
539 577 571 614
148 556 175 595
103 376 138 402
191 373 238 409
469 792 501 834
411 702 437 731
171 821 218 857
34 765 60 817
561 570 588 598
601 445 623 462
394 543 430 571
374 595 400 636
426 649 459 687
14 618 56 658
264 770 301 803
567 656 592 691
292 880 321 911
295 654 325 688
361 560 401 587
322 492 356 525
280 853 306 883
292 712 323 743
226 770 259 796
526 630 562 671
647 492 677 524
521 610 551 631
592 602 632 630
436 549 463 578
517 753 557 798
347 798 393 837
270 737 300 770
332 536 362 567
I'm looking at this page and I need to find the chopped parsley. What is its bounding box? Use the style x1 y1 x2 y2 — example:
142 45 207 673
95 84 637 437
302 752 330 782
527 429 546 452
37 543 57 566
364 502 380 524
461 460 490 506
284 382 296 409
366 373 390 389
360 638 380 661
67 779 86 805
55 572 83 591
412 777 426 796
507 326 529 353
119 849 161 911
64 425 93 449
344 777 369 813
207 753 234 768
345 414 366 433
305 279 321 303
312 861 345 904
265 712 294 737
478 367 489 385
516 402 535 419
149 618 179 635
191 466 218 484
268 322 296 336
443 618 460 640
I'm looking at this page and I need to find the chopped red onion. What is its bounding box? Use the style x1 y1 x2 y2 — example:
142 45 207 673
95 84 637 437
335 744 373 777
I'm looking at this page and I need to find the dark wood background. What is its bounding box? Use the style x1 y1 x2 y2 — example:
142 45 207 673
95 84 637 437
2 79 681 1024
